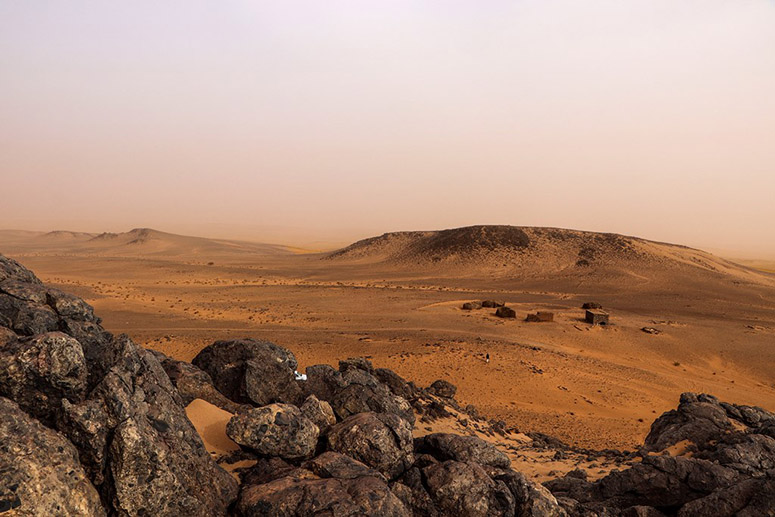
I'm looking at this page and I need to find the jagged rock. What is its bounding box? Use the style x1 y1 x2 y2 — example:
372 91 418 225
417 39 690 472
547 394 775 515
677 471 775 517
593 455 739 509
150 349 249 414
416 433 511 468
0 396 105 516
300 394 337 434
339 356 374 374
0 280 59 336
304 451 386 480
236 474 409 516
227 403 319 459
191 338 300 405
704 432 775 475
59 318 121 389
490 468 567 517
329 367 416 425
304 363 347 402
495 306 517 318
87 337 239 515
422 460 515 516
244 356 304 406
0 331 88 424
328 412 414 480
428 379 457 399
240 457 314 487
0 255 238 516
623 507 666 517
645 392 737 451
375 367 416 401
58 397 110 485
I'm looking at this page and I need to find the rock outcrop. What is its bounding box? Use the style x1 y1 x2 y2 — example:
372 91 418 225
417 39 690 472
304 359 416 425
0 255 238 516
545 392 775 516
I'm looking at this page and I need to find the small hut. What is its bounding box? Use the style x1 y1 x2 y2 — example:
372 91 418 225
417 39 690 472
526 312 554 322
585 309 609 325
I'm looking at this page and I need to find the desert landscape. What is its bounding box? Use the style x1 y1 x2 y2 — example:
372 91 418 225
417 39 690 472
3 225 774 455
4 2 775 514
2 226 775 515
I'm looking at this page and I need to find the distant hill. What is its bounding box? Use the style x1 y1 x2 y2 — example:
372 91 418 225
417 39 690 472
327 225 771 284
0 228 292 258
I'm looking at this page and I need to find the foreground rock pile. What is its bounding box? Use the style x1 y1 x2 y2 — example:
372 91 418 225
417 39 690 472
1 253 774 516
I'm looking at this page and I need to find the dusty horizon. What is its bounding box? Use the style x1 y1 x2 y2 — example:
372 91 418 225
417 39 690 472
2 222 775 261
2 1 775 257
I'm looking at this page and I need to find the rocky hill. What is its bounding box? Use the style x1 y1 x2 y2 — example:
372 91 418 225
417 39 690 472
327 225 770 284
1 253 774 516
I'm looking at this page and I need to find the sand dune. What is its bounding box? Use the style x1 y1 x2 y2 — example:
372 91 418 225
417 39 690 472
0 227 293 260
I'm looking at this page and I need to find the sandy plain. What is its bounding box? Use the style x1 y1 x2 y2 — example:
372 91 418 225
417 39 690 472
3 227 774 453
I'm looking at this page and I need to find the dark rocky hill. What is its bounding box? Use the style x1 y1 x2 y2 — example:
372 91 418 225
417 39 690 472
1 253 774 516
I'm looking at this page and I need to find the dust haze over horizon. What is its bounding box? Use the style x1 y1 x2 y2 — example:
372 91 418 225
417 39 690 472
2 1 774 257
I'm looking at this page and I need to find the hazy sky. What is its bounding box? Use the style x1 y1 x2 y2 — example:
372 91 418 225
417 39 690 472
1 1 774 254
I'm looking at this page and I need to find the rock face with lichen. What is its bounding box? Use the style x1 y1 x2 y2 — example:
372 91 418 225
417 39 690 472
1 252 775 517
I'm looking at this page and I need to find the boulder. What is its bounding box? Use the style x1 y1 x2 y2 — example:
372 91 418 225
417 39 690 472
236 474 409 516
481 300 505 308
329 367 416 425
227 403 319 459
304 363 347 402
244 357 304 406
422 460 515 516
304 451 386 480
495 307 517 319
375 367 416 401
0 396 105 516
300 395 337 434
339 356 375 374
415 433 511 468
427 379 457 399
328 412 414 480
191 338 301 405
462 301 482 310
0 331 88 424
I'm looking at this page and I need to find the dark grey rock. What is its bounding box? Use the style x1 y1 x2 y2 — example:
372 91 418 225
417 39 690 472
191 338 300 405
416 433 511 468
227 403 319 459
427 379 457 399
328 412 414 480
